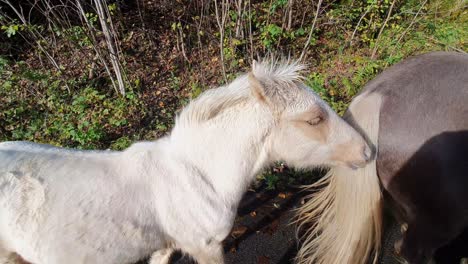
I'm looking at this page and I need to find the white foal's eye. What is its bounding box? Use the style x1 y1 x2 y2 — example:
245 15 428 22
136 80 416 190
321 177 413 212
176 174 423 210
306 117 323 126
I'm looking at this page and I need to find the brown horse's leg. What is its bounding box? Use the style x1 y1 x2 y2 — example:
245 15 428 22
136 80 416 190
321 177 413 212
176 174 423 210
397 220 464 264
433 228 468 264
397 223 435 263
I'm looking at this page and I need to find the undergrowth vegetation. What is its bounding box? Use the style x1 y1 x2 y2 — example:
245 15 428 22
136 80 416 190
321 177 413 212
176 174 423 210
0 0 466 186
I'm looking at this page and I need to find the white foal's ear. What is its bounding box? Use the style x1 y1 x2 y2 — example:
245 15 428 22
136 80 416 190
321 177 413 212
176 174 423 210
248 60 268 103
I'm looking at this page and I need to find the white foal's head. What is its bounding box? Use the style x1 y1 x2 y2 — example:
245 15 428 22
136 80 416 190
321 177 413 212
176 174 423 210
248 59 371 169
173 58 371 171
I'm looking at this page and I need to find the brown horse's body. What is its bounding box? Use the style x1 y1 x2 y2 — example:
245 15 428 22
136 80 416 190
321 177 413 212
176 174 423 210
297 52 468 264
375 52 468 263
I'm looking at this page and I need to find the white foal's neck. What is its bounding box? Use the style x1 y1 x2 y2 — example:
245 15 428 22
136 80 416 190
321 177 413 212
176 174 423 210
169 76 274 206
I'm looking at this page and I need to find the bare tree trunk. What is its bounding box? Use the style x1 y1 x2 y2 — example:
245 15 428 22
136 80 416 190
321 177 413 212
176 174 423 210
235 0 243 38
93 0 126 95
287 0 293 30
75 0 118 95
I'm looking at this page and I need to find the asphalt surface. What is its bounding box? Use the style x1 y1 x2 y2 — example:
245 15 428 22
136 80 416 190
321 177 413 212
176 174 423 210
171 186 303 264
135 185 303 264
165 188 404 264
134 184 444 264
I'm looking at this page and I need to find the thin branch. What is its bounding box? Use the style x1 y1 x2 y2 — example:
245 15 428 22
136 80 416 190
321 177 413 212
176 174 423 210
396 1 427 45
214 0 229 83
93 0 125 95
287 0 293 30
234 0 243 38
75 0 118 95
299 0 323 61
371 0 397 59
248 0 254 61
349 5 371 46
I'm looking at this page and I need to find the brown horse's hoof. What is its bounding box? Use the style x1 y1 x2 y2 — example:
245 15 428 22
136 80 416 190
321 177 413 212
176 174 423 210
400 223 408 233
394 239 403 255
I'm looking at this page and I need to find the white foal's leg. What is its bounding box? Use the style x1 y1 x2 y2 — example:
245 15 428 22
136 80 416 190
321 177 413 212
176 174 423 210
149 248 174 264
0 247 11 264
0 248 23 264
187 243 224 264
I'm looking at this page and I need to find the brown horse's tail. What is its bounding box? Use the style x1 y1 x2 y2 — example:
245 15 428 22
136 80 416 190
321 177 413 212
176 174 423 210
296 92 384 264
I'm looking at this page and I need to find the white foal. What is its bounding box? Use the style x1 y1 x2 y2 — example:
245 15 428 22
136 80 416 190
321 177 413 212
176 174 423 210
0 59 370 264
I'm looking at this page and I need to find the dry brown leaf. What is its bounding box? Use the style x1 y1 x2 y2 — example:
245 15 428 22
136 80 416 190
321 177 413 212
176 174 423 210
231 226 248 238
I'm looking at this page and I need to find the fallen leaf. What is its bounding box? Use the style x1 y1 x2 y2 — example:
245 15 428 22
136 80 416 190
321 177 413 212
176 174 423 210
231 226 248 238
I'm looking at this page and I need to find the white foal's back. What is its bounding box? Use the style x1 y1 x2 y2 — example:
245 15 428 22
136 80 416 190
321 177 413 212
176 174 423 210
0 141 163 264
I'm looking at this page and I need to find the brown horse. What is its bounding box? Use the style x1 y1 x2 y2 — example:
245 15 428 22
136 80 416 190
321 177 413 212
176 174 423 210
296 51 468 264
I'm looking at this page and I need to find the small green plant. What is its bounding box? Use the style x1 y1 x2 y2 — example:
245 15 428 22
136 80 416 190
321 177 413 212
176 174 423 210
60 26 92 47
259 164 322 190
305 72 349 115
270 0 288 13
189 81 204 99
0 62 143 149
168 73 181 91
110 136 133 150
1 23 21 37
260 24 283 49
85 12 98 27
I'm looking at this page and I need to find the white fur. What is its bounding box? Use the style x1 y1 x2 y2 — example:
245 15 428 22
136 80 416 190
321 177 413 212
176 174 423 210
0 59 369 264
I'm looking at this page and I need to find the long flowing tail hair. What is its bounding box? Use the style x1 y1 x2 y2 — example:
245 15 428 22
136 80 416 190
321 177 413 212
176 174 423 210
296 93 384 264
